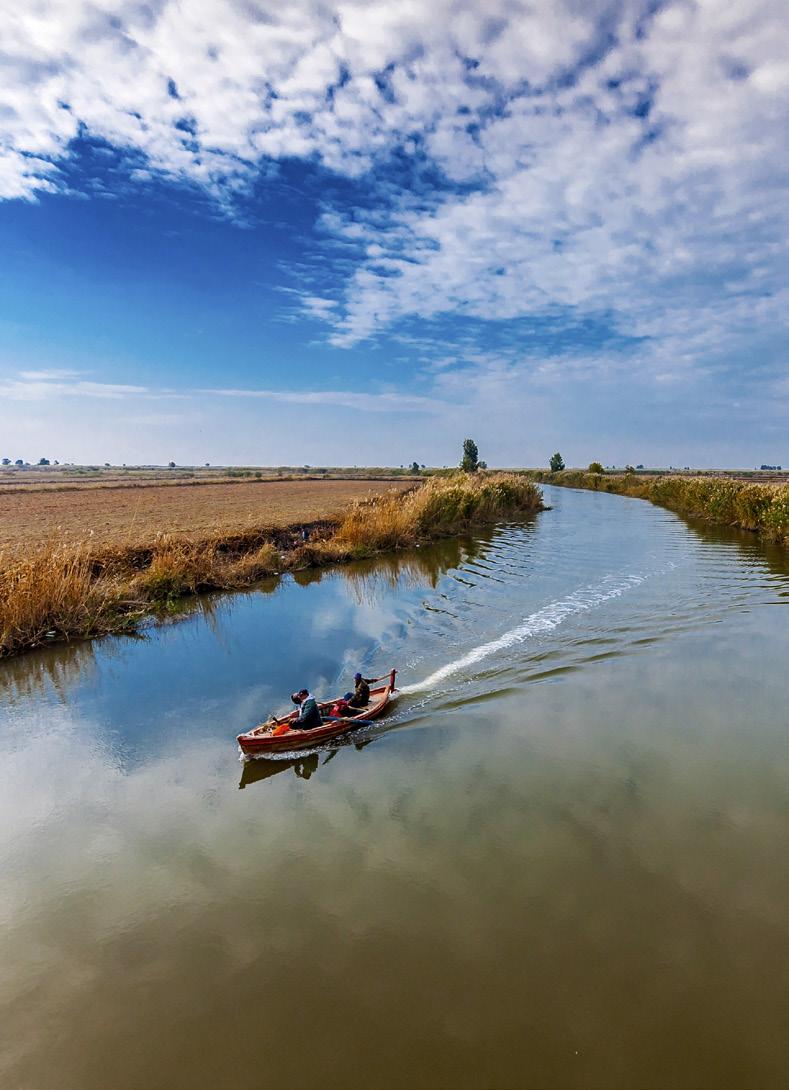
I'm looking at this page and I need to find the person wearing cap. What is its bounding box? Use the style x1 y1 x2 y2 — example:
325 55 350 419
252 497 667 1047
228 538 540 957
348 672 381 709
291 688 322 729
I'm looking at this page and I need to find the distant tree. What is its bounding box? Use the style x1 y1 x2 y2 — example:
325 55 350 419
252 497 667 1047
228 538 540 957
205 462 210 467
168 461 176 468
15 459 23 466
461 438 479 473
411 461 420 473
624 465 636 474
588 461 604 474
53 460 59 465
550 452 565 472
104 462 110 468
420 464 426 470
38 457 50 465
1 458 10 465
478 460 488 470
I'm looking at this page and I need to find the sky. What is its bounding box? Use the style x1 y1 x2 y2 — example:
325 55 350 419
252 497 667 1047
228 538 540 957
0 0 787 468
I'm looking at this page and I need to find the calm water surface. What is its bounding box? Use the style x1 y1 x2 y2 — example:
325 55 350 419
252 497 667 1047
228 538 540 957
2 485 789 1089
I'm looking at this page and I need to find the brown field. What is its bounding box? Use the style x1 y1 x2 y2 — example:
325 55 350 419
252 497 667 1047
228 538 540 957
0 478 414 553
0 465 418 494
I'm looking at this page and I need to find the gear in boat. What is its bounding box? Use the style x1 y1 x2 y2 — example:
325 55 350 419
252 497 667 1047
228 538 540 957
237 669 397 757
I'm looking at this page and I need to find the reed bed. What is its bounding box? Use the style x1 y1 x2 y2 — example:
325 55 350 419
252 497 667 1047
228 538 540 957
530 470 789 545
334 472 544 552
0 473 543 658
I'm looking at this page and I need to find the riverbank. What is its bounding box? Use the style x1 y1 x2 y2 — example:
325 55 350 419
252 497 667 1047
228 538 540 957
0 473 543 658
529 470 789 546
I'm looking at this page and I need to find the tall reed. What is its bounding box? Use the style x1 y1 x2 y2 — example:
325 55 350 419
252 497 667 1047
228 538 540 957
0 473 544 657
334 473 544 553
0 542 125 657
530 471 789 545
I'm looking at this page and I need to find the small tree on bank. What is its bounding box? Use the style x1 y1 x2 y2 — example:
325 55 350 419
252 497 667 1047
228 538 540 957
461 438 479 473
550 452 565 472
588 461 604 474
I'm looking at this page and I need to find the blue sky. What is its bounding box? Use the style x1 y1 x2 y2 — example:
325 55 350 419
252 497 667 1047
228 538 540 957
0 0 787 467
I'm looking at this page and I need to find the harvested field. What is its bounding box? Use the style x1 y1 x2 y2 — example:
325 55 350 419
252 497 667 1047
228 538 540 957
1 478 413 553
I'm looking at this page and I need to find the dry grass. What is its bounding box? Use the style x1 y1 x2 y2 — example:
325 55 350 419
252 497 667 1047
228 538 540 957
0 542 128 655
530 470 789 546
335 472 544 553
0 473 544 657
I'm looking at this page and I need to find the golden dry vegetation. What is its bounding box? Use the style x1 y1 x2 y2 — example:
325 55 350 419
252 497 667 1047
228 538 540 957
530 470 789 546
0 473 543 657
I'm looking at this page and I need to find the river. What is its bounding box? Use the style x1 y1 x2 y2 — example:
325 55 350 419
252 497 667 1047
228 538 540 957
2 484 789 1089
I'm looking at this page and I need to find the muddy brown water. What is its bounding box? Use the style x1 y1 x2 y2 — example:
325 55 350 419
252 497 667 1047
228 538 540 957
2 484 789 1089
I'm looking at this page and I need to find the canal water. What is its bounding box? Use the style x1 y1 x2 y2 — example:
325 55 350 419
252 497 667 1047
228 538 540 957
2 484 789 1089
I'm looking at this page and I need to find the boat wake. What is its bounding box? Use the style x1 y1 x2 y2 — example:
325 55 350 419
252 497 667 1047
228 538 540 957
398 570 655 695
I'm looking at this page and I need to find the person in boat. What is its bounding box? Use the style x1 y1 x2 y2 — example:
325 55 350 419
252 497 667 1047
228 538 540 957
291 688 323 730
330 692 355 718
347 672 381 709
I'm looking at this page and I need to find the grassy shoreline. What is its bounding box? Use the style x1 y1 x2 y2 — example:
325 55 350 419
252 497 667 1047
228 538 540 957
529 470 789 546
0 473 543 659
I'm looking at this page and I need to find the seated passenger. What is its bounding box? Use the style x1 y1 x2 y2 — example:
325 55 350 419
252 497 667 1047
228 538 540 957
291 689 322 730
330 692 355 718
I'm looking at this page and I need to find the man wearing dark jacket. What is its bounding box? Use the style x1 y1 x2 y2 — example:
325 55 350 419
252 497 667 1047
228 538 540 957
348 672 377 709
291 689 322 729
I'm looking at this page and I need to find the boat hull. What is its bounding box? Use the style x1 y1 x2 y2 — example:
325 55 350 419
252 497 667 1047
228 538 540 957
237 670 397 757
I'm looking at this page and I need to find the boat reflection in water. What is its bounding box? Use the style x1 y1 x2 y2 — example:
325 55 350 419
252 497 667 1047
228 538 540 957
238 740 373 789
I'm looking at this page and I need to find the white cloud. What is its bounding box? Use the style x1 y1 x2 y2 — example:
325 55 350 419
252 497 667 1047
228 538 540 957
0 0 615 197
0 370 441 414
201 386 442 413
0 373 151 400
0 0 787 437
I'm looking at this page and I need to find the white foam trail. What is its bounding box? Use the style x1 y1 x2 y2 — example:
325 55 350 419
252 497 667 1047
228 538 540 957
398 572 647 694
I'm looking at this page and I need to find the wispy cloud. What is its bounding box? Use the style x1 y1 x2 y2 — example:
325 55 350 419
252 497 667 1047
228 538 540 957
201 387 442 413
0 371 442 414
1 0 788 453
0 372 151 400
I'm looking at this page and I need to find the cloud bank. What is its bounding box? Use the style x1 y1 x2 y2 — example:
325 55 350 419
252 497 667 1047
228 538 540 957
1 0 788 461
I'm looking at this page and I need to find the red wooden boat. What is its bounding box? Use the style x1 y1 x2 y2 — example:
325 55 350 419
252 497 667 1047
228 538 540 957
237 669 398 757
